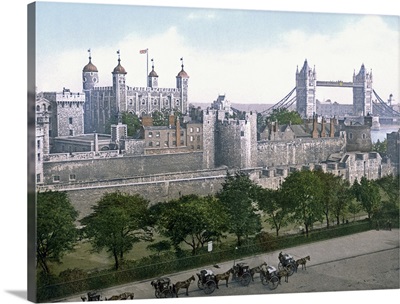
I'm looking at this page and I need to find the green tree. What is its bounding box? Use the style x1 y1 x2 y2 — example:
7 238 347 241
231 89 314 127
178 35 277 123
37 190 79 275
105 111 142 136
333 179 353 225
217 171 262 246
280 170 324 237
352 177 381 220
372 139 387 155
348 200 362 222
257 188 291 236
155 195 227 255
80 191 153 270
266 108 303 125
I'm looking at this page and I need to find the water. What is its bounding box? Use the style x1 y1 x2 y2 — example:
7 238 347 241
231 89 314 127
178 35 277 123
371 126 400 143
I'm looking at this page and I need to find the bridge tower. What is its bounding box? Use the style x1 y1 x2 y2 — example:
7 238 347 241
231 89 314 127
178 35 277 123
353 64 373 116
296 59 316 119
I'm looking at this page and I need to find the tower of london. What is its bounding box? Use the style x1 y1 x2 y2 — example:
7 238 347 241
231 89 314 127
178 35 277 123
82 50 189 134
35 53 399 218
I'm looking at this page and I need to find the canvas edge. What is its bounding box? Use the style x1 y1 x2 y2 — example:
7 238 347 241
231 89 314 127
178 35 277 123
27 2 37 303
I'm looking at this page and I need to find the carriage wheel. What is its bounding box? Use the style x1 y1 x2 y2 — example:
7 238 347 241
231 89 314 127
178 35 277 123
197 279 204 290
155 289 161 298
161 289 173 298
240 272 251 286
260 272 267 286
286 263 296 276
203 280 216 294
268 275 279 290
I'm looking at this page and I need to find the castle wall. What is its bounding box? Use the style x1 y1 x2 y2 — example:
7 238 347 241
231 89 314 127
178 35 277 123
257 137 346 167
42 152 203 185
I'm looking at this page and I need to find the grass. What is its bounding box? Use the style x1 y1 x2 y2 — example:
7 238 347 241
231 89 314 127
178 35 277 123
50 211 368 275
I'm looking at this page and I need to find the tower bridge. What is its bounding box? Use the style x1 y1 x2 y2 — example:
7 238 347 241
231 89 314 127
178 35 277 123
263 59 400 123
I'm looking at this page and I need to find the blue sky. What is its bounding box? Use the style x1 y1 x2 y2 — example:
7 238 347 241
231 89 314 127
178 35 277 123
35 1 399 105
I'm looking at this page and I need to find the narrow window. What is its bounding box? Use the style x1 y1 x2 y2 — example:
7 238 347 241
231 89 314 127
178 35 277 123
53 176 60 182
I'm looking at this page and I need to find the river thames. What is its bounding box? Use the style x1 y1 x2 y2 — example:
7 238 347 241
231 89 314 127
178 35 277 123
371 126 399 143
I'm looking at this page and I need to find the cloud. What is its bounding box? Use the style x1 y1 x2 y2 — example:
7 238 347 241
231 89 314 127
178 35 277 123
36 15 399 107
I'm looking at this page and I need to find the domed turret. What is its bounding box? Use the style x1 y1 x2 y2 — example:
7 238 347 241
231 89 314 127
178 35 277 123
113 58 127 75
176 57 189 90
83 58 98 73
148 59 158 88
83 49 99 91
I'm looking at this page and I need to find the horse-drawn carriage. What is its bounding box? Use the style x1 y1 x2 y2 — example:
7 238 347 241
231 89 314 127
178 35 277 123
259 265 279 290
278 252 296 276
196 269 217 294
232 262 252 286
151 277 174 298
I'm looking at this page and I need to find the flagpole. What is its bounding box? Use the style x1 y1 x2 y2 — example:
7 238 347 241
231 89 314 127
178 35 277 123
146 48 149 85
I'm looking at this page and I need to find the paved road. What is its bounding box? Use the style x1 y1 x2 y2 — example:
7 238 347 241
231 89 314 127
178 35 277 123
62 229 399 302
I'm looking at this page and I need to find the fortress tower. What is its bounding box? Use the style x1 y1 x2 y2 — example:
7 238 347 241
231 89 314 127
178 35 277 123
296 59 316 119
353 64 373 116
112 51 128 114
83 50 99 133
176 58 189 114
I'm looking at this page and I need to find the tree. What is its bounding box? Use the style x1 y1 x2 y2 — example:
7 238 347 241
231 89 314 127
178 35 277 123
352 177 381 220
80 191 153 270
155 195 227 255
257 188 291 236
105 111 142 136
217 171 262 246
372 139 387 156
266 108 303 125
37 190 79 275
280 170 324 237
314 170 353 227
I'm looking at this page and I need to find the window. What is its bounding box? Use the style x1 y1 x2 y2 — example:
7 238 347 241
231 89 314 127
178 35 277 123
37 153 40 161
69 130 73 136
37 140 40 149
190 136 194 142
362 133 366 139
36 174 41 183
189 127 193 133
349 133 353 139
180 140 184 145
173 141 176 146
164 141 168 147
53 176 60 182
197 145 201 149
69 117 73 124
155 141 160 147
196 127 200 132
36 105 40 111
148 132 153 138
149 142 153 147
69 174 76 181
197 135 201 142
156 132 160 138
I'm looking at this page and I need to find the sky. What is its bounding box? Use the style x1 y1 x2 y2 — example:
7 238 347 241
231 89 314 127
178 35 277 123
34 0 400 106
1 1 400 304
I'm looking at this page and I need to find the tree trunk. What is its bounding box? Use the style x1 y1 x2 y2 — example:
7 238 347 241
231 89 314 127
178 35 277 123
113 249 119 270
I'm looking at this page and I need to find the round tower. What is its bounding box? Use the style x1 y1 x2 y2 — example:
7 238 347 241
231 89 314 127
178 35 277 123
176 57 189 114
147 58 159 88
112 50 127 113
82 49 98 91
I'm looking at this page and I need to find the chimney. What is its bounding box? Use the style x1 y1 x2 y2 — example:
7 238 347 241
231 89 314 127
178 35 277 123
142 115 153 127
321 117 326 137
312 114 319 138
330 117 335 137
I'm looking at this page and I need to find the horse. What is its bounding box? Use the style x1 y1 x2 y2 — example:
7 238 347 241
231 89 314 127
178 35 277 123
172 275 195 297
277 269 289 284
249 262 267 281
296 255 310 271
215 268 234 288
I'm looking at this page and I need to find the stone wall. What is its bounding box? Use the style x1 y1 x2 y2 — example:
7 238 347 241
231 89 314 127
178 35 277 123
257 137 346 167
42 152 203 185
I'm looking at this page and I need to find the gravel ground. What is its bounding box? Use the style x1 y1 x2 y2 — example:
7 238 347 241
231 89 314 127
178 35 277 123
60 229 399 302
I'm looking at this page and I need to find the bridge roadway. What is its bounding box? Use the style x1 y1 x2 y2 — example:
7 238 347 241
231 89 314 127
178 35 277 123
61 229 399 302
